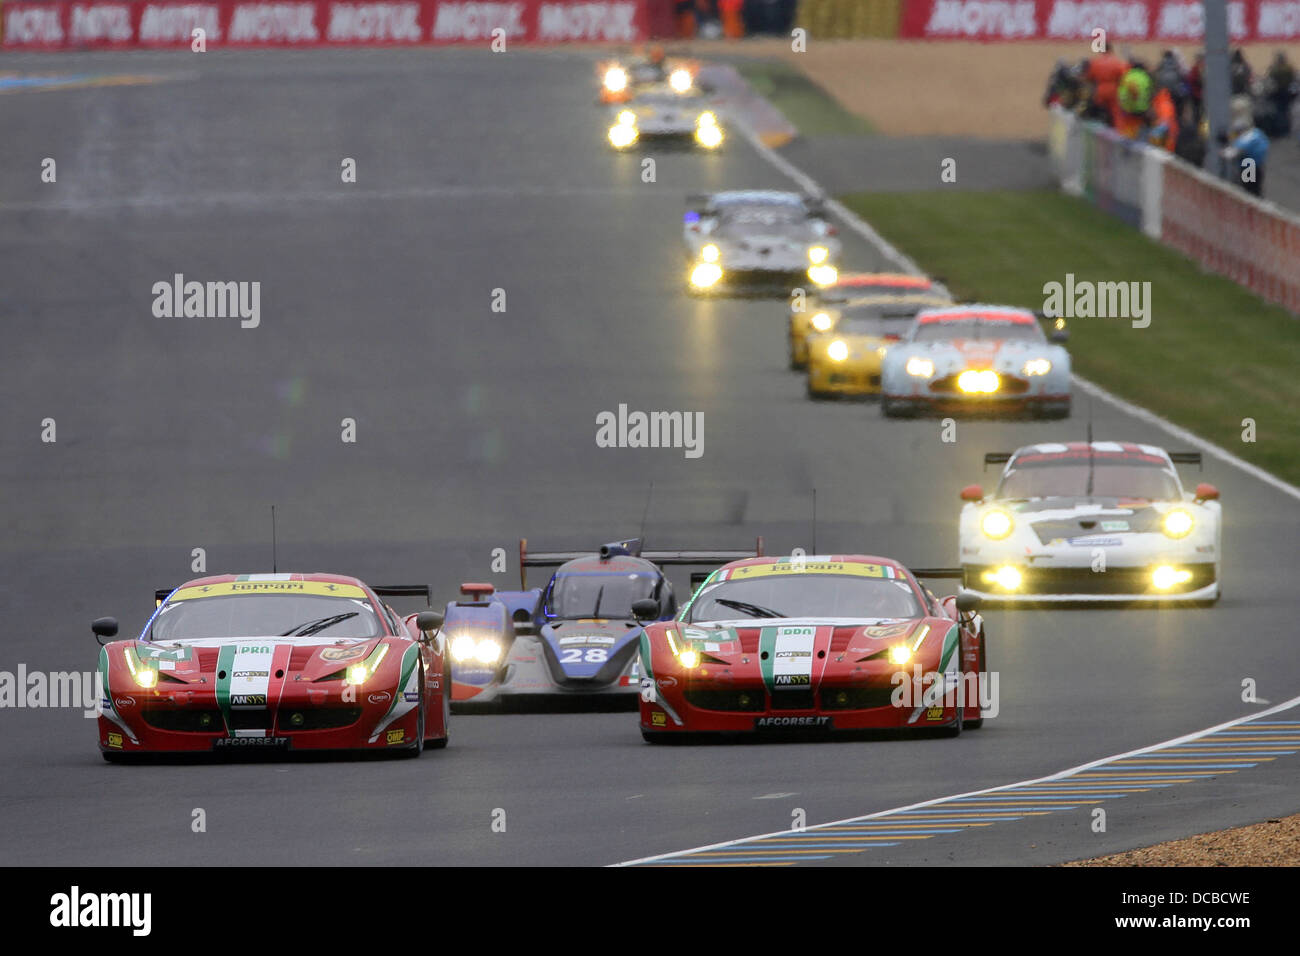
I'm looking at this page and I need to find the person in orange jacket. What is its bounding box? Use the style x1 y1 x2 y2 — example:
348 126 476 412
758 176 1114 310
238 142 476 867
1145 87 1179 150
719 0 744 38
1085 42 1128 124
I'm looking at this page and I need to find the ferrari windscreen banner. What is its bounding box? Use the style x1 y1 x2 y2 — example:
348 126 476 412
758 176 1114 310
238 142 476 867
899 0 1300 41
0 0 652 48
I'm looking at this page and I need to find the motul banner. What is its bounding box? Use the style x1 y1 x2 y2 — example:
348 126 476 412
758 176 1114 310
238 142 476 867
0 0 653 48
899 0 1300 41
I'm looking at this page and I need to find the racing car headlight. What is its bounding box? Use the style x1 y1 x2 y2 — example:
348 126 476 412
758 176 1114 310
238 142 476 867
696 109 716 128
957 369 1000 393
690 262 723 289
695 123 723 149
670 69 693 93
980 509 1014 540
616 109 636 127
450 632 479 663
608 123 638 149
905 357 934 378
808 264 837 287
810 311 832 332
474 639 502 665
1162 509 1194 539
827 339 849 362
701 243 720 263
604 67 628 92
808 245 829 264
1023 358 1052 376
344 644 389 685
888 645 912 667
345 663 370 685
123 648 158 689
983 565 1023 591
678 648 700 669
1152 565 1193 590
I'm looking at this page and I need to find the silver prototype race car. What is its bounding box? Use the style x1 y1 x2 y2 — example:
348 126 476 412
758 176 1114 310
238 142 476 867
607 86 724 151
880 304 1072 418
684 190 841 295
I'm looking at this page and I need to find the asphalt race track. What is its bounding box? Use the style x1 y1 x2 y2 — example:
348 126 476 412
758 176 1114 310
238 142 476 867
1 49 1298 867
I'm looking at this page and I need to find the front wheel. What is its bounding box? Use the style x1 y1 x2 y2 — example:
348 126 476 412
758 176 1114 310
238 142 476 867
426 658 451 750
964 628 986 730
398 665 426 758
882 396 908 418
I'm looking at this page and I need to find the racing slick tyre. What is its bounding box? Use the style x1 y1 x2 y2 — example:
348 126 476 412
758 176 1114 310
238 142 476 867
964 628 987 730
940 695 964 737
806 380 829 401
399 664 426 758
426 658 451 750
789 345 805 371
882 396 910 418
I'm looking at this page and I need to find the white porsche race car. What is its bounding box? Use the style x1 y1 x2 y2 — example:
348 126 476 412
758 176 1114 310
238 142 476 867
958 441 1222 604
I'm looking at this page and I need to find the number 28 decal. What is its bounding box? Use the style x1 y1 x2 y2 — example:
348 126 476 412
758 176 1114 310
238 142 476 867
560 648 608 663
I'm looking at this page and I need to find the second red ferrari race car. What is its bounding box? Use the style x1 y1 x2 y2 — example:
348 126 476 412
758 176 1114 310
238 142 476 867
636 555 987 742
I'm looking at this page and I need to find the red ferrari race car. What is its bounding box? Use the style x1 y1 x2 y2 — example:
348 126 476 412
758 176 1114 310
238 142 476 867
635 555 987 741
92 573 449 761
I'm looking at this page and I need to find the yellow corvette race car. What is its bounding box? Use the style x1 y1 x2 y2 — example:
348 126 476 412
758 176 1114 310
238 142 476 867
804 293 955 398
788 274 949 370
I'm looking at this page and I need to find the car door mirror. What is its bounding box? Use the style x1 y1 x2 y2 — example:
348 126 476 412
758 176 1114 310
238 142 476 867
955 591 981 614
960 484 984 502
631 599 660 622
415 611 443 634
1194 482 1220 501
92 617 119 643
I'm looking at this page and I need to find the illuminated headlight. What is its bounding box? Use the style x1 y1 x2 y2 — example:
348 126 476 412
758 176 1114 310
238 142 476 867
474 639 502 665
678 648 700 669
906 357 934 378
695 123 723 149
1023 358 1052 376
888 645 912 667
608 123 638 149
827 339 849 362
701 243 720 263
603 67 628 92
808 264 838 287
982 565 1023 591
697 109 716 127
124 648 158 689
344 644 388 684
616 110 636 126
957 369 1000 393
808 245 829 264
345 663 370 685
670 69 693 93
690 262 723 289
980 509 1014 540
1152 565 1192 590
1162 509 1194 539
450 633 478 662
810 311 832 331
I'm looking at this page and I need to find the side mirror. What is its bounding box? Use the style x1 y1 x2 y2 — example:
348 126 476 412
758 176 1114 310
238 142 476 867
92 617 119 642
630 599 660 622
415 610 444 634
1049 328 1070 343
960 484 984 502
955 592 981 614
1195 482 1220 501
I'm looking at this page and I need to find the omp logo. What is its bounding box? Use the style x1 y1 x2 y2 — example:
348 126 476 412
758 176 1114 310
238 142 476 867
50 886 151 937
151 274 260 329
595 404 704 459
1041 273 1152 329
386 729 405 745
1 666 104 718
755 716 830 728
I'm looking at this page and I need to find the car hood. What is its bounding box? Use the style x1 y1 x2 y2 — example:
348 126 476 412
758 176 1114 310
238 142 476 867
128 636 384 683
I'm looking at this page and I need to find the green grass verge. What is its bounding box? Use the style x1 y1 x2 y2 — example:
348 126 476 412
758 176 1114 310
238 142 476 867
733 59 874 137
840 189 1300 485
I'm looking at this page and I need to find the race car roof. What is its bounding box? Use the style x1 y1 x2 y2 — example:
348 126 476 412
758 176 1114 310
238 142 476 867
159 572 376 604
558 555 661 575
710 555 907 577
917 305 1036 325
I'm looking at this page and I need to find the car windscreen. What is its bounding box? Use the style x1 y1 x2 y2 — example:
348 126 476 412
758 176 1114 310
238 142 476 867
912 319 1043 343
150 594 383 641
686 573 920 622
716 207 807 232
998 460 1181 500
548 572 658 619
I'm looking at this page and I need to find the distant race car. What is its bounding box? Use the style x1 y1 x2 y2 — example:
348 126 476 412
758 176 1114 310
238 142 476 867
446 538 762 705
607 86 723 151
637 555 987 741
790 274 950 368
880 304 1072 418
958 441 1222 603
684 190 840 295
597 51 698 103
802 293 955 396
92 573 449 760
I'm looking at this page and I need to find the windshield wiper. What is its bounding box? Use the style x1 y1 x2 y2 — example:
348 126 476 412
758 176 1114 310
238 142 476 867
715 598 785 619
591 585 605 619
281 612 359 637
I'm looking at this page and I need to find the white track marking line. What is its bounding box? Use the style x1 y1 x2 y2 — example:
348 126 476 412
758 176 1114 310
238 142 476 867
734 123 1300 506
611 693 1300 866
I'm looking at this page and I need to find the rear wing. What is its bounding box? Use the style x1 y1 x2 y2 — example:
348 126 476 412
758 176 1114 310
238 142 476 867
372 585 433 606
983 452 1012 471
1168 452 1203 470
519 537 764 588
